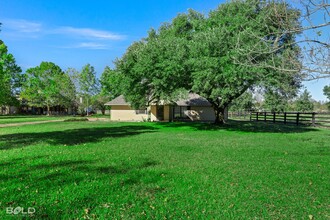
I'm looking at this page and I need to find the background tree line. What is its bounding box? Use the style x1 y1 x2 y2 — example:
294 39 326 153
229 88 329 113
18 62 112 116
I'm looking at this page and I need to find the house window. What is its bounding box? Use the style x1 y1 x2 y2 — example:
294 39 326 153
173 106 191 119
135 109 147 114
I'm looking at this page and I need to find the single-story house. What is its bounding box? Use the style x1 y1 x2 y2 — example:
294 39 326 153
105 93 228 122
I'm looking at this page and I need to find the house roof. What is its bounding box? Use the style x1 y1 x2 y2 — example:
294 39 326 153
105 93 212 107
104 95 129 106
175 93 212 107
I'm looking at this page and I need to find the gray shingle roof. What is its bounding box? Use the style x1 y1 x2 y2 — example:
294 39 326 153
104 95 129 106
175 93 211 106
105 93 212 107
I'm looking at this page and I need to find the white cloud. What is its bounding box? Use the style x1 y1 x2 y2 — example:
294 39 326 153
2 19 42 33
53 26 126 40
61 42 109 50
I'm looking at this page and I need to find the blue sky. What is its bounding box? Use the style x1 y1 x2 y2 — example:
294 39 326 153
1 0 329 101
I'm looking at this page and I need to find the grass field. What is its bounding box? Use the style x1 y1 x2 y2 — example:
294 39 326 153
0 120 329 219
0 115 71 125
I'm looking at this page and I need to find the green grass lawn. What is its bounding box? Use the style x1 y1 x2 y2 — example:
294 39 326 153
88 113 111 119
0 115 76 125
0 121 329 219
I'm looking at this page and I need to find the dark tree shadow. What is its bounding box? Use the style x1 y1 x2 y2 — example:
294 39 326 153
157 120 318 133
0 157 161 191
0 125 158 150
0 156 164 219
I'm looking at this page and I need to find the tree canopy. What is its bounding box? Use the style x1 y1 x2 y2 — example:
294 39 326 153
21 62 66 115
295 89 314 112
113 0 303 123
324 85 330 111
0 39 22 106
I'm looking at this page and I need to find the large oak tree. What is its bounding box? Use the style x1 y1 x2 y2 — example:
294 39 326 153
113 0 303 123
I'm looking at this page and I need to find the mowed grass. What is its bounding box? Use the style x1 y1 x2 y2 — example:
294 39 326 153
0 121 329 219
0 115 72 125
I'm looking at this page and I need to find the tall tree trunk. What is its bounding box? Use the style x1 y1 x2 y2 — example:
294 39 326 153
47 104 50 116
101 109 105 115
214 107 226 124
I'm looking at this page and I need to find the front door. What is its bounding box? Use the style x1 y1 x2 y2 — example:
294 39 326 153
156 105 164 121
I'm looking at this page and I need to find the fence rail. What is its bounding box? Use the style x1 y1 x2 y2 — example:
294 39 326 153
250 112 330 127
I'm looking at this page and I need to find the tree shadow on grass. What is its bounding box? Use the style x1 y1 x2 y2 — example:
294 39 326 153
0 125 158 150
0 157 164 218
157 120 318 133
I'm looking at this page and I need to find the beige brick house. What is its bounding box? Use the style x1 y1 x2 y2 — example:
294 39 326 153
105 93 228 122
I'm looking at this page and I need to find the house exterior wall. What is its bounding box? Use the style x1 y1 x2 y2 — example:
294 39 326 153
150 105 157 121
150 105 171 122
186 106 216 121
109 105 227 122
164 105 170 121
110 105 148 121
180 106 228 122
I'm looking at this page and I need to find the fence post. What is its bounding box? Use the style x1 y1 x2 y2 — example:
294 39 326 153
249 112 252 121
312 112 316 126
284 112 287 124
256 112 259 121
273 112 276 123
296 113 300 125
264 112 267 122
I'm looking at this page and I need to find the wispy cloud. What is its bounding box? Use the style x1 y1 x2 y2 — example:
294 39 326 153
1 18 126 49
62 42 109 50
2 19 42 33
53 26 126 40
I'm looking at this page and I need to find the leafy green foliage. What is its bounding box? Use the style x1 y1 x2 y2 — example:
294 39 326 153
21 62 66 114
324 85 330 100
79 64 99 96
100 66 120 98
91 94 109 115
323 85 330 110
113 1 302 123
77 64 100 114
263 90 289 112
229 91 255 112
295 89 314 112
0 40 22 106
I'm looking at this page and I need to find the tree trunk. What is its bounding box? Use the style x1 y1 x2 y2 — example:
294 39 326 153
101 109 105 115
47 105 50 116
214 107 226 124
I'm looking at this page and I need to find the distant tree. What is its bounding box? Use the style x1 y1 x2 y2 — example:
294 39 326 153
323 85 330 111
100 66 121 100
229 91 255 112
21 62 64 115
58 73 77 112
0 39 22 107
78 64 99 115
295 89 314 112
91 94 109 115
312 100 328 112
263 90 289 113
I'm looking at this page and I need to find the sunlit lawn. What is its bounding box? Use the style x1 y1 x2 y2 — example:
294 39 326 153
0 115 71 125
0 121 329 219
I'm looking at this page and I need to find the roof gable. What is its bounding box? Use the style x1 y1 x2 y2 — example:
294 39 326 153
104 95 129 106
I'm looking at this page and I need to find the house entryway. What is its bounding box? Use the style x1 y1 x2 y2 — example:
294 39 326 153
156 105 164 121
